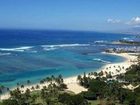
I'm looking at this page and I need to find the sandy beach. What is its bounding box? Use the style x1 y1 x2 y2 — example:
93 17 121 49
100 52 138 76
0 53 138 100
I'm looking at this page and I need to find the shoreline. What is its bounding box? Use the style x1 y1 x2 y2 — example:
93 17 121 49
0 52 137 100
100 52 137 76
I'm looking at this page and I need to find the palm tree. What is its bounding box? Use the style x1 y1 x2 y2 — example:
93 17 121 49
77 75 84 86
0 85 5 100
10 88 22 100
27 80 31 86
25 88 31 97
51 75 55 81
98 71 104 77
6 87 10 92
0 85 5 90
105 71 108 75
91 72 94 75
58 74 63 83
41 86 48 104
17 82 20 87
21 84 24 88
77 75 82 81
30 94 38 104
40 80 45 84
55 74 63 85
46 77 52 83
83 72 86 79
93 72 98 77
24 88 31 104
31 86 35 90
88 73 91 77
0 88 2 101
36 85 40 89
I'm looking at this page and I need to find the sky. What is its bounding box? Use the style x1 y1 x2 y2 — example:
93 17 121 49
0 0 140 31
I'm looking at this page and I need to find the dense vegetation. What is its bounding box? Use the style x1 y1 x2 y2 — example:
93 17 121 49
0 75 89 105
119 40 140 45
77 55 140 105
0 55 140 105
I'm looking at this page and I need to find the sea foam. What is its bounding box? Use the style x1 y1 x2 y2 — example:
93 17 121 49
93 58 111 63
94 40 108 44
42 43 90 51
0 52 11 56
42 43 90 48
0 46 33 52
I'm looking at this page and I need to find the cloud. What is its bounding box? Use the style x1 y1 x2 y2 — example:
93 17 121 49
107 18 121 24
126 16 140 25
107 16 140 28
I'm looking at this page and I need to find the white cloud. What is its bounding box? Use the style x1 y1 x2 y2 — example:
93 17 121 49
107 18 121 24
126 16 140 25
107 16 140 28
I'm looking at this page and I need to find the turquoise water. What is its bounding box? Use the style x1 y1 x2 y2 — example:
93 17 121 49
0 30 133 88
0 48 126 88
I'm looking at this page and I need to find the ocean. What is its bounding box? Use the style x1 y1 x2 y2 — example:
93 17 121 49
0 29 137 88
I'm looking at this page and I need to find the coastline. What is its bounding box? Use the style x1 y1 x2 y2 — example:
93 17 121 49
0 52 137 100
100 52 137 76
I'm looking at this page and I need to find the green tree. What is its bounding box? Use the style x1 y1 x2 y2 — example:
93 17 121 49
2 99 18 105
136 97 140 105
58 93 89 105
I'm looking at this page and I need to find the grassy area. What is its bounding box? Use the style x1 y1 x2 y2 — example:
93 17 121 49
89 100 122 105
88 100 100 105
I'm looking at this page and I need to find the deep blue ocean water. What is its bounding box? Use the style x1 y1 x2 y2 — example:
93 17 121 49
0 30 137 88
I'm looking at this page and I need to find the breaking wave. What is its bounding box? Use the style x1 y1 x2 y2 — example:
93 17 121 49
42 43 90 48
42 43 90 51
94 40 108 44
0 52 11 56
0 46 33 52
93 58 111 63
